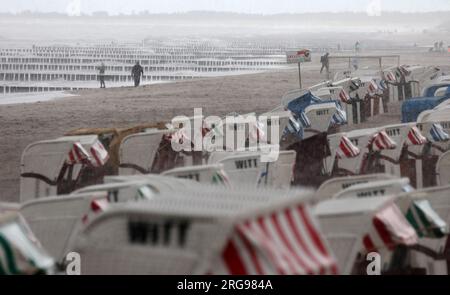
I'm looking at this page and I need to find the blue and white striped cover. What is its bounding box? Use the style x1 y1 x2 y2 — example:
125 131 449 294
284 112 311 139
430 123 450 142
330 103 347 125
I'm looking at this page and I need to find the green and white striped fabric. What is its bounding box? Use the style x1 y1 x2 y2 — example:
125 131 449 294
0 214 54 275
212 169 230 186
406 200 448 239
136 185 156 201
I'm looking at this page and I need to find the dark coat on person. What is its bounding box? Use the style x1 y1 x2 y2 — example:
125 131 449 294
131 64 144 79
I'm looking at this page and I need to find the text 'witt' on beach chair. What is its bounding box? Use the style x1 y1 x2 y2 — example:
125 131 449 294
313 174 397 204
162 164 230 186
209 150 296 189
70 188 338 275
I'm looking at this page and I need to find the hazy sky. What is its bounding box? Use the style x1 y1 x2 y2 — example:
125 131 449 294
1 0 450 15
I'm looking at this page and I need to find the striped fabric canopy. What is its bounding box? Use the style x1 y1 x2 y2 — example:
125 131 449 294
368 80 378 94
212 204 338 275
212 169 230 186
405 126 427 146
249 121 267 142
339 89 351 103
378 80 388 91
90 139 109 167
399 66 411 77
0 214 54 275
66 140 109 167
370 131 397 151
337 136 360 159
386 71 397 83
82 197 110 224
429 123 450 142
406 200 448 239
66 142 91 165
394 68 403 81
284 112 311 139
169 128 190 145
331 105 347 126
363 204 418 253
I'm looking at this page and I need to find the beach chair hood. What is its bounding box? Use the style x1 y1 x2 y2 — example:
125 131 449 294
209 204 338 275
402 96 450 123
405 199 448 238
119 129 169 175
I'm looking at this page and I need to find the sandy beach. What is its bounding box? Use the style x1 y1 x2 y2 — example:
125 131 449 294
1 51 449 202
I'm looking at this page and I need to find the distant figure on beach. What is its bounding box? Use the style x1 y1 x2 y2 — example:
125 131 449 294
439 41 444 52
320 52 330 75
355 41 360 53
351 57 359 71
434 42 439 52
97 62 106 88
131 61 144 87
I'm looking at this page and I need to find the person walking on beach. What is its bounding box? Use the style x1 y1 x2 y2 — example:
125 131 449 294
320 52 330 75
131 61 144 87
97 62 106 88
355 41 360 53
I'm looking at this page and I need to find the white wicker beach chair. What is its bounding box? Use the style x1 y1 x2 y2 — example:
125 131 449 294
71 188 337 275
315 196 417 274
314 174 397 203
19 192 108 262
119 129 168 175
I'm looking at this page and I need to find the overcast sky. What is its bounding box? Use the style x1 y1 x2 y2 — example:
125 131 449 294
1 0 450 15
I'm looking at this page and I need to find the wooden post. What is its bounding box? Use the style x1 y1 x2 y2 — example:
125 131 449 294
298 62 302 89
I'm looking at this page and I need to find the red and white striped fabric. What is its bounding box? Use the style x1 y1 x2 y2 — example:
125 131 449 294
338 89 351 103
91 198 109 213
249 121 267 142
337 136 360 159
89 139 109 167
368 80 378 94
170 128 190 145
399 66 411 77
386 71 397 83
405 126 427 146
83 197 109 224
211 205 338 275
362 204 417 252
66 142 91 165
370 131 397 151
